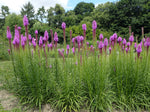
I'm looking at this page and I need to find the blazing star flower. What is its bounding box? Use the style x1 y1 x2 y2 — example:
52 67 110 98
8 49 10 55
7 26 12 40
127 42 130 47
72 47 75 55
86 42 89 45
110 35 114 42
39 36 43 47
98 41 104 49
92 20 97 29
28 34 32 40
113 33 117 40
137 44 142 58
145 38 150 47
44 30 49 41
23 15 29 26
123 38 126 46
54 32 58 42
126 47 130 53
62 22 66 29
134 43 137 49
18 27 21 30
99 34 103 41
118 37 122 42
49 65 52 68
80 36 84 42
76 36 81 44
62 49 64 53
104 38 108 46
67 45 70 50
49 43 53 48
72 38 75 43
129 35 134 42
35 30 38 34
82 24 86 31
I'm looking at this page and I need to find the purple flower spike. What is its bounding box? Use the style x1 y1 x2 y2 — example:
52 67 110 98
62 22 66 29
76 36 81 44
72 38 75 43
7 26 12 40
99 34 103 41
127 42 130 47
118 37 122 42
67 45 70 50
104 38 108 46
137 44 142 58
110 36 114 42
28 34 32 40
54 32 58 42
44 30 49 41
80 36 84 41
49 65 52 68
72 47 75 55
98 41 104 49
134 43 137 49
123 38 126 45
18 27 21 30
35 30 38 34
92 20 97 29
129 35 134 42
23 15 29 26
136 44 142 53
82 24 86 31
113 33 117 40
62 49 64 53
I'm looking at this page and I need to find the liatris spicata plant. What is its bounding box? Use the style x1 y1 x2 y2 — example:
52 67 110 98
99 34 103 41
118 37 122 46
129 35 134 45
54 32 58 48
134 43 137 51
50 29 54 46
92 20 97 42
137 44 142 58
98 41 104 55
18 26 21 42
127 42 130 49
72 47 75 55
8 49 10 55
82 24 86 42
39 36 43 48
44 30 49 44
104 38 108 54
113 33 117 44
80 36 84 48
62 22 66 46
35 30 38 44
66 45 70 56
110 35 115 48
32 38 36 50
123 38 127 48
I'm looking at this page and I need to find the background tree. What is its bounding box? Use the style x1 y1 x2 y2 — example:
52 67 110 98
53 4 65 28
36 6 46 23
47 7 54 27
1 5 10 17
21 2 35 27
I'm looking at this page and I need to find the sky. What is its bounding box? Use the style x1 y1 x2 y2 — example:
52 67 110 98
0 0 117 14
